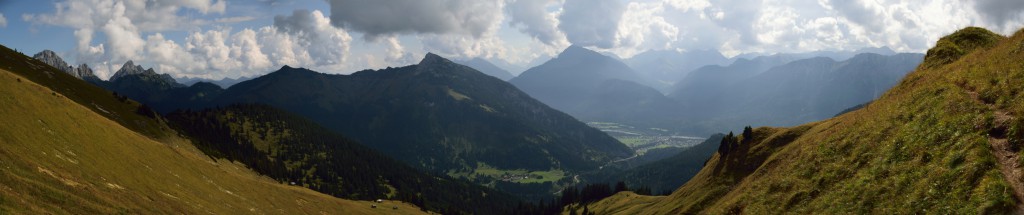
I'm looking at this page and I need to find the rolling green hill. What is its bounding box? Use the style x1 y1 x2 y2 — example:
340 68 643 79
0 50 427 214
582 26 1024 214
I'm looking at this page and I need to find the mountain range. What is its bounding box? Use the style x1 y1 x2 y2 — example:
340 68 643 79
205 54 631 174
582 26 1023 214
671 52 924 135
15 23 1010 214
453 57 516 81
623 49 732 92
0 45 431 214
510 45 683 126
176 75 253 88
28 49 638 202
31 50 101 83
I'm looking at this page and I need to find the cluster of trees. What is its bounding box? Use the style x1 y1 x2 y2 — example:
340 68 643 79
719 126 752 154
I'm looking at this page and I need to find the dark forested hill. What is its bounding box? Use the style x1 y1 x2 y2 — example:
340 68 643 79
597 134 724 194
166 104 520 214
210 53 631 175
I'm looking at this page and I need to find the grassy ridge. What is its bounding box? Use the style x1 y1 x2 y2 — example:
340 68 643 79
583 27 1024 214
0 45 172 139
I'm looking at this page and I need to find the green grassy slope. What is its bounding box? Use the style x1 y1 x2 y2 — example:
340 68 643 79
0 46 171 139
0 52 426 214
584 27 1024 214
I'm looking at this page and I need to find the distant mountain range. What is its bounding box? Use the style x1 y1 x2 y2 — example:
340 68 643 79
28 43 927 208
452 57 516 81
624 49 732 92
508 45 920 136
33 50 632 181
206 54 630 174
176 75 253 88
510 45 683 126
583 27 1021 214
671 52 924 135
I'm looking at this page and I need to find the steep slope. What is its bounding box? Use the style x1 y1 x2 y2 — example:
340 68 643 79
5 47 170 139
585 26 1022 214
454 57 516 81
0 57 425 214
511 45 683 126
212 53 631 175
166 104 521 214
672 53 923 135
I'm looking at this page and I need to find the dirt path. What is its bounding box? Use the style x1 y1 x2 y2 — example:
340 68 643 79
966 91 1024 213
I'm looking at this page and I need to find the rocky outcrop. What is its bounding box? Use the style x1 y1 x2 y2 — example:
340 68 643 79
32 50 99 80
110 60 147 81
109 60 183 88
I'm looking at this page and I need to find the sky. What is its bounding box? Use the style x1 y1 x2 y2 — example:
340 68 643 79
0 0 1022 80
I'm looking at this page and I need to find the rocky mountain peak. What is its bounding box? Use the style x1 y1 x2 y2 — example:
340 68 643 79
32 50 98 80
419 52 450 66
110 60 151 81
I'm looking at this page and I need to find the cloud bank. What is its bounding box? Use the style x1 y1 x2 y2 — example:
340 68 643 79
20 0 1024 79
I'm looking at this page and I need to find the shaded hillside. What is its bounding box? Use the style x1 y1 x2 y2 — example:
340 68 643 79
597 134 724 193
672 53 923 135
511 45 683 126
166 104 521 214
0 48 427 214
211 53 631 174
584 27 1022 214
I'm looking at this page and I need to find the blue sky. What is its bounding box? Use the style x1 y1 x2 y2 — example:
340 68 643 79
1 0 1022 80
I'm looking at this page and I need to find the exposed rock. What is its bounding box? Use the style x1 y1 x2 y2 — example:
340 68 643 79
109 60 183 88
110 60 147 81
32 50 99 80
